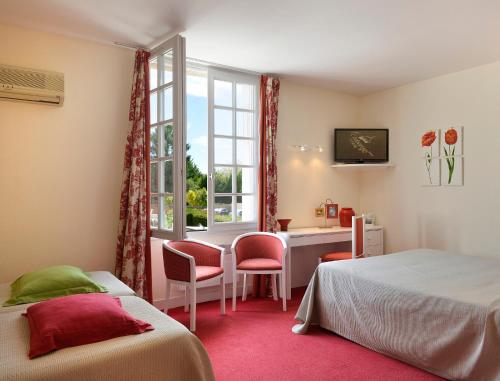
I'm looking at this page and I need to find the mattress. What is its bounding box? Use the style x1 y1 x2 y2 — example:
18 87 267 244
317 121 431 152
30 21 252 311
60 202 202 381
0 295 215 381
294 249 500 381
0 271 135 309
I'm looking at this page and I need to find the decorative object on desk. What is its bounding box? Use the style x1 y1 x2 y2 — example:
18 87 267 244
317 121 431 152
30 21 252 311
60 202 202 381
277 218 292 231
314 208 324 217
317 198 336 228
441 126 464 186
339 208 355 227
421 129 440 186
325 203 338 219
364 213 375 225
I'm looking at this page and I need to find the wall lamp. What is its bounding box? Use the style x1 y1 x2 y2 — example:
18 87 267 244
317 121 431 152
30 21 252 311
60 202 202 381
292 144 324 153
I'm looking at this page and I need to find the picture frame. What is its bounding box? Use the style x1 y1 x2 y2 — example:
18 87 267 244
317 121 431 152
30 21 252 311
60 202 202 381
325 204 338 219
315 207 325 217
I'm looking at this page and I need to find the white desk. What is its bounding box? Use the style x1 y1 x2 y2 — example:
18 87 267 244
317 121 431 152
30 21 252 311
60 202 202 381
277 225 384 299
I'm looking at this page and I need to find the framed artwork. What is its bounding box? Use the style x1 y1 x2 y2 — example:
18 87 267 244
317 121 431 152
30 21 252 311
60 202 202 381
315 207 325 217
325 204 338 219
421 157 440 186
421 129 441 186
421 129 440 158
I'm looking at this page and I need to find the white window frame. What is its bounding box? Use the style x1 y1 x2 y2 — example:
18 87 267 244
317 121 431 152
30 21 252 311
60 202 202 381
149 35 186 240
207 68 260 232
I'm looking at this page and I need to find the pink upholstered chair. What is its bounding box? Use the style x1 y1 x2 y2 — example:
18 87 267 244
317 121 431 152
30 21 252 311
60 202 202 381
162 239 225 332
319 215 366 263
231 232 287 312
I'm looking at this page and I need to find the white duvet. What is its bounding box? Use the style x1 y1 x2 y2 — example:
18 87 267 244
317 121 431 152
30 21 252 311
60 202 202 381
294 250 500 381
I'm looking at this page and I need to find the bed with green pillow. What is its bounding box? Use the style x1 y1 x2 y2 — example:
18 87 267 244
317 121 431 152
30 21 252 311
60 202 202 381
0 265 135 308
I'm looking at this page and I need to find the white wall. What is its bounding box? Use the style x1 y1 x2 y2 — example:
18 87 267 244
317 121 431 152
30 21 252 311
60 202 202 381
0 24 135 282
277 80 361 228
359 61 500 258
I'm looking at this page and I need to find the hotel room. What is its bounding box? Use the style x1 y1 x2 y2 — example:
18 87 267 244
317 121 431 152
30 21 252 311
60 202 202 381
0 1 499 380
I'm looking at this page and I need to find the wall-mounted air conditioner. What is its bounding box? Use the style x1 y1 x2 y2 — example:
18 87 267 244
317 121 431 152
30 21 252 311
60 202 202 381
0 64 64 106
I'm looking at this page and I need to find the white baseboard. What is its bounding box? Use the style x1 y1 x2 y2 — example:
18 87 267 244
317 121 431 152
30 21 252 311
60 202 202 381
153 283 251 310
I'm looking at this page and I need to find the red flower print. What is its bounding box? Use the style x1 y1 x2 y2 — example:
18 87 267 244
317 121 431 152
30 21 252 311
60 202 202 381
445 128 458 145
421 131 436 147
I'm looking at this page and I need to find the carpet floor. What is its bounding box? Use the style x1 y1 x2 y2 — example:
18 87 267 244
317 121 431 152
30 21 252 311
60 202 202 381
168 288 445 381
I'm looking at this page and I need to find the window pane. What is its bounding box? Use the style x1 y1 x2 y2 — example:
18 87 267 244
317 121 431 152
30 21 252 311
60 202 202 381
236 167 254 193
236 139 253 165
161 87 173 121
151 162 158 193
214 80 232 107
150 196 159 229
236 111 253 138
150 92 157 124
214 138 233 165
150 57 158 90
237 195 255 222
214 167 232 193
150 126 158 159
236 83 253 110
162 195 174 230
161 50 173 85
214 108 232 136
214 196 232 223
162 124 174 158
162 160 173 193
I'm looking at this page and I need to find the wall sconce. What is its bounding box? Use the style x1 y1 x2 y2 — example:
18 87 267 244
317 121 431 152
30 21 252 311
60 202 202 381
292 144 324 153
292 144 310 152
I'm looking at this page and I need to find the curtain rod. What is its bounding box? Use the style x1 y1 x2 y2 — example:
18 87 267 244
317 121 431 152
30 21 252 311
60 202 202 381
113 41 148 51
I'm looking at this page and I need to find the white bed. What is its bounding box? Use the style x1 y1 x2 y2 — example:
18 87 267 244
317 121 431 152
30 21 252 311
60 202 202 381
294 250 500 381
0 271 215 381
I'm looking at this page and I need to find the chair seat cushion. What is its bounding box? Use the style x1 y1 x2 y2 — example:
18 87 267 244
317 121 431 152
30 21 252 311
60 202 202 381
195 266 224 281
237 258 282 271
320 252 352 262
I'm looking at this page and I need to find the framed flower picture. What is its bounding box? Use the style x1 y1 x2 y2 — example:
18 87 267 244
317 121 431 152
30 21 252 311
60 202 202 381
421 129 440 158
441 127 464 186
421 129 440 186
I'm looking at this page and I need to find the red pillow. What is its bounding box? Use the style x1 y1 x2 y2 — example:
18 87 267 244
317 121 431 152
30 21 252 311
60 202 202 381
24 293 153 358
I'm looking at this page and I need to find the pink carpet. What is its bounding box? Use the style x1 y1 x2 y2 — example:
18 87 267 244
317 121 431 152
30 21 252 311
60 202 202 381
168 288 445 381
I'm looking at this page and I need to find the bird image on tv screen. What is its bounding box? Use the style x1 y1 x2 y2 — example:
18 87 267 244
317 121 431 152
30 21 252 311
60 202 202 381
334 129 388 163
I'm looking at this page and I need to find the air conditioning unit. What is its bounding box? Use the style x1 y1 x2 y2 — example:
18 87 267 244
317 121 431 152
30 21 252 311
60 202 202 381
0 64 64 105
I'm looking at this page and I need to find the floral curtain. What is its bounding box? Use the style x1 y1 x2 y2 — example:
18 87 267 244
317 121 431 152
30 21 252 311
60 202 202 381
255 75 280 297
115 50 152 301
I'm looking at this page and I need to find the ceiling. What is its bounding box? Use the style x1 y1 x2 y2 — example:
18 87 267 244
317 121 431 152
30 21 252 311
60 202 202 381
2 0 500 95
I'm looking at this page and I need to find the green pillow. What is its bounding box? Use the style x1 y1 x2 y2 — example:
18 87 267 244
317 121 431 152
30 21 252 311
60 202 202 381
3 265 107 306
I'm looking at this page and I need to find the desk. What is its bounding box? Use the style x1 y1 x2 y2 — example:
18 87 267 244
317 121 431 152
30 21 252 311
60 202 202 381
278 225 384 299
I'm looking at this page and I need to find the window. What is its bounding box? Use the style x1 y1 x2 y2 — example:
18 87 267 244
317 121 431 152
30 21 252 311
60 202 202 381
149 36 186 240
208 69 259 230
149 51 258 235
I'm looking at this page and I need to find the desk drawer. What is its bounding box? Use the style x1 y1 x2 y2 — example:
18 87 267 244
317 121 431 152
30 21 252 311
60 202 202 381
289 232 351 247
365 244 383 256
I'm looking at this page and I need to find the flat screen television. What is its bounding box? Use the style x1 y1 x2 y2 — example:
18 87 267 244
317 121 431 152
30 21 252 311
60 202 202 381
334 128 389 163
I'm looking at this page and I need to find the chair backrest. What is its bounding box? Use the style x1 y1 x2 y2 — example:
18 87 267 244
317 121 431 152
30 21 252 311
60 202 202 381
162 240 223 282
351 215 366 259
232 232 287 266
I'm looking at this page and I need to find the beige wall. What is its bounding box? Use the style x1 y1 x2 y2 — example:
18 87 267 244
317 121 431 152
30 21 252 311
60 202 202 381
0 24 135 282
277 80 361 228
358 61 500 258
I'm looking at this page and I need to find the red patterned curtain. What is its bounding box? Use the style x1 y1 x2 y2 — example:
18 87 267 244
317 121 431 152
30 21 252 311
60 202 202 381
115 50 152 301
254 75 280 297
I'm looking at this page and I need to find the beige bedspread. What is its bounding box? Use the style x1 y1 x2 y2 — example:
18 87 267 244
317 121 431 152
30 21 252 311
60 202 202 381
0 296 215 381
293 250 500 381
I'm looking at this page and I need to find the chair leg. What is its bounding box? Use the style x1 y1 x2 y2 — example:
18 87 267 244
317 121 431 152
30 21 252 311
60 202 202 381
184 286 190 312
242 273 247 301
272 274 278 301
281 272 287 312
232 271 237 311
164 279 170 314
220 276 226 315
190 284 197 332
